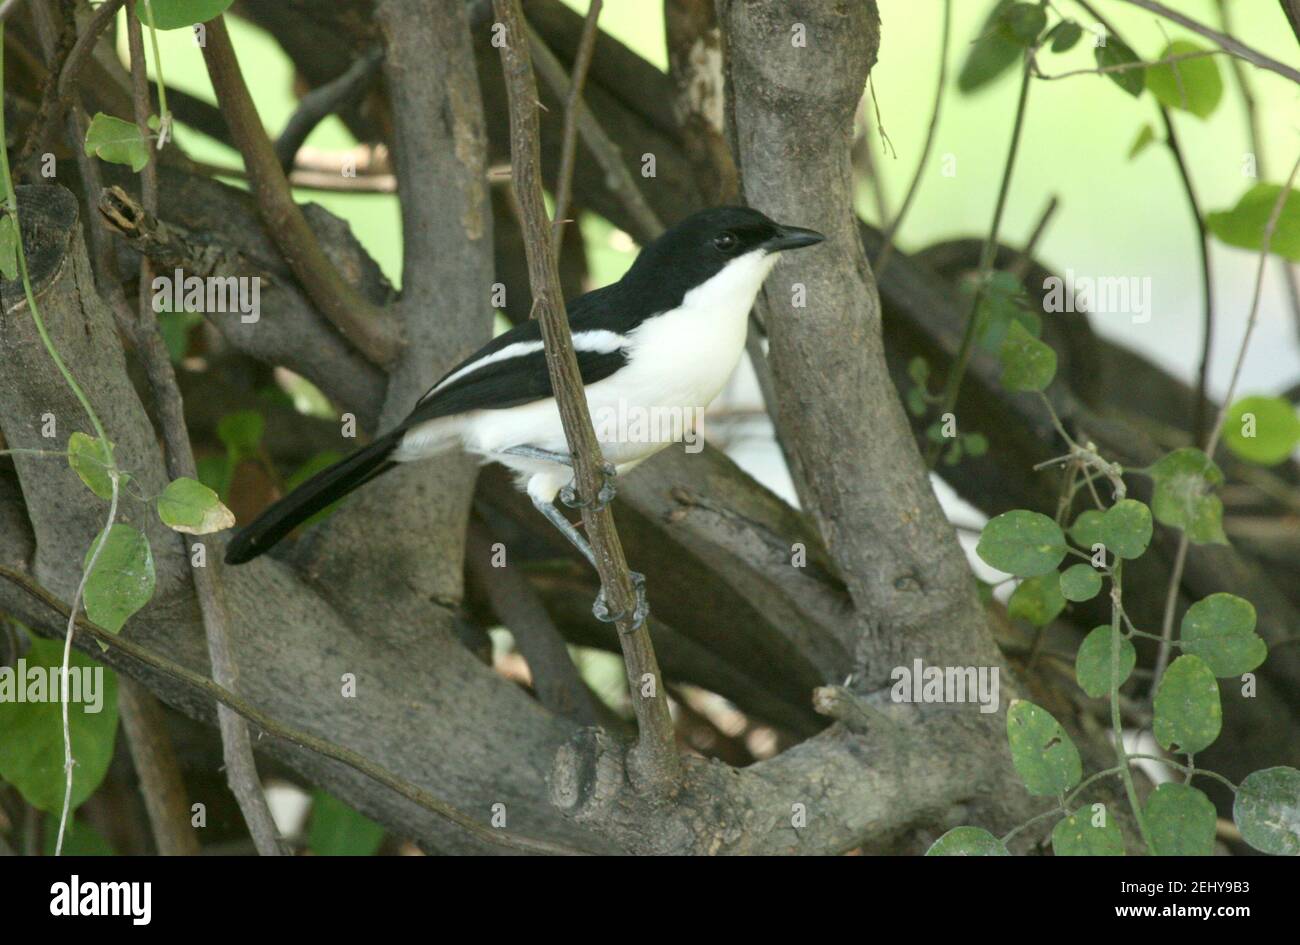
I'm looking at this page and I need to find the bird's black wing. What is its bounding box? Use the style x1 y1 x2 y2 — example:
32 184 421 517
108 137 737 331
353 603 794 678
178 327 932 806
399 285 635 428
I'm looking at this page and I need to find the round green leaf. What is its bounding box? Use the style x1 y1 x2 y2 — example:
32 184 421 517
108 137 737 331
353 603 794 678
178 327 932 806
1145 783 1216 856
1145 41 1222 119
1153 655 1222 755
135 0 235 30
1148 448 1227 545
1008 574 1066 626
0 635 119 811
1180 593 1266 677
974 271 1038 353
1052 805 1125 855
977 510 1067 577
925 826 1010 856
907 356 929 386
1075 625 1136 699
1233 767 1300 856
963 432 989 457
309 790 386 857
998 320 1057 392
1060 564 1102 602
1067 509 1106 549
958 1 1023 94
67 432 115 500
157 477 235 535
1095 36 1144 97
1206 183 1300 263
82 525 156 634
1006 700 1082 797
996 3 1046 46
1101 498 1152 560
83 113 149 172
1223 395 1300 466
1046 20 1083 53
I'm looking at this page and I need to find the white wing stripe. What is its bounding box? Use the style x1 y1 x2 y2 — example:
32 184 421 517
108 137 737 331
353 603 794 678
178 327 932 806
426 329 628 398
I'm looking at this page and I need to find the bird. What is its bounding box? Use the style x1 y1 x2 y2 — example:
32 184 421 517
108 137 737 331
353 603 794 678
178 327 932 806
224 206 825 627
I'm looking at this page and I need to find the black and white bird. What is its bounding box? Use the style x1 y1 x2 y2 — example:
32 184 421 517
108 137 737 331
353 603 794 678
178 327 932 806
225 206 825 625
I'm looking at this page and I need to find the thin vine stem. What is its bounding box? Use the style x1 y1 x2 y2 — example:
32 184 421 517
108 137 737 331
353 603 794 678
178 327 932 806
140 0 172 148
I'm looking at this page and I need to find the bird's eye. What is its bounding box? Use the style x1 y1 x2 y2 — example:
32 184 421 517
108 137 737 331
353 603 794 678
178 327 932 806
713 232 739 253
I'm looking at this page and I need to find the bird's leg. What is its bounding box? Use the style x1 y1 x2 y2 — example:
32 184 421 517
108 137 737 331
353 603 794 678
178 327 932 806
501 445 617 510
529 494 649 630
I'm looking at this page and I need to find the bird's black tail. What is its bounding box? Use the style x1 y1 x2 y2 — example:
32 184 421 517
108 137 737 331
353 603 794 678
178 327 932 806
224 431 402 564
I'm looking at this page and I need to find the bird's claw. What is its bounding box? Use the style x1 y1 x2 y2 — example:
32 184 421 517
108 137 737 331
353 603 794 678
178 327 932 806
561 461 618 511
593 570 649 630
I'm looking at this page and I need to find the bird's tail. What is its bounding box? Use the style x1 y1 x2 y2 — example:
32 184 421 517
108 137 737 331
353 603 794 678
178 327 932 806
224 430 402 564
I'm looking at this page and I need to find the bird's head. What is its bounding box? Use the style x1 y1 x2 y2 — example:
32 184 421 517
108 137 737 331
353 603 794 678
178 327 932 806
622 206 825 311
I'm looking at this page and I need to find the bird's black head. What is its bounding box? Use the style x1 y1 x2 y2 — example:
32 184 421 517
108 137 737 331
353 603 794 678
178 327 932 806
619 206 824 311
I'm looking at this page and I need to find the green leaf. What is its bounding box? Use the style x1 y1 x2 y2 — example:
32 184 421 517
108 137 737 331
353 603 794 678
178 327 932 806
1128 123 1156 160
959 1 1023 94
42 817 115 856
157 477 235 535
83 113 149 172
1180 593 1267 677
1233 767 1300 856
217 410 265 461
1100 498 1152 560
1147 448 1227 544
1046 20 1083 53
135 0 235 30
1052 805 1125 855
158 310 202 362
1095 36 1145 97
1145 783 1216 856
925 826 1010 856
963 432 989 457
1223 395 1300 465
1145 40 1222 119
974 271 1039 353
1205 183 1300 262
995 3 1046 47
1067 509 1106 549
1008 574 1066 626
196 454 234 501
999 319 1057 392
1075 625 1136 698
82 525 156 634
1153 655 1221 755
907 356 929 386
1006 699 1082 796
67 432 115 500
906 386 928 417
308 790 385 856
0 635 119 811
977 510 1068 576
0 213 18 280
1060 563 1102 602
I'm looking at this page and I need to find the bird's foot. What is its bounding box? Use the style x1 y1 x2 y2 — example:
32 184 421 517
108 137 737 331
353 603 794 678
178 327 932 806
560 461 618 511
593 570 649 630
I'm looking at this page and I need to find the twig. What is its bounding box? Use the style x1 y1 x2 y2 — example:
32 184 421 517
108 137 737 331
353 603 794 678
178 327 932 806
550 0 601 253
1115 0 1300 87
1151 153 1300 697
0 566 589 856
128 13 284 857
117 678 201 855
492 0 680 790
875 0 950 279
200 16 401 366
524 18 663 243
926 59 1032 467
273 46 383 174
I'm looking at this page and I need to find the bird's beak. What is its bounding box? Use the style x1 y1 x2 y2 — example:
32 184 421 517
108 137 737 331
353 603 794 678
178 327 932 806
765 225 826 252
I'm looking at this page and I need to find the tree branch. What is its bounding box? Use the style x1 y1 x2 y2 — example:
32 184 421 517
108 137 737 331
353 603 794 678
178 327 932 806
200 15 401 366
492 0 680 790
550 0 601 251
